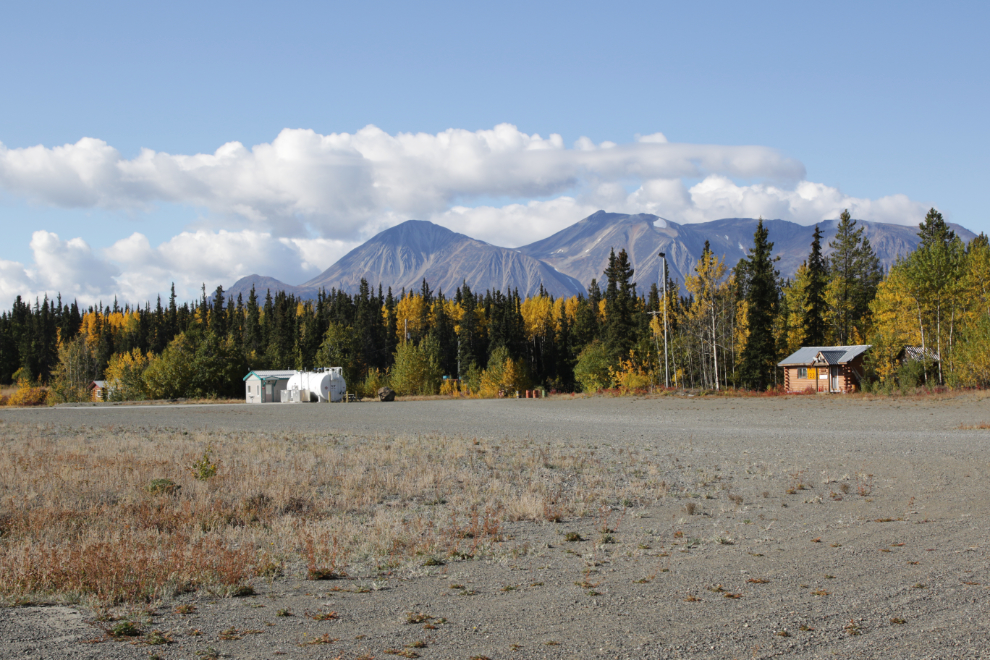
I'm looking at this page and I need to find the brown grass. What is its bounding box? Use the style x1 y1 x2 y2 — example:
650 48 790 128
0 420 675 606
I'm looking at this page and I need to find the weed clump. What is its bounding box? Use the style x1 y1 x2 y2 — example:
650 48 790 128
230 584 255 597
189 445 219 481
109 621 142 639
146 479 180 496
406 612 431 624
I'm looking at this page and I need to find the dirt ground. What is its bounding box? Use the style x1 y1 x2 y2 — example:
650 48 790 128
1 392 989 659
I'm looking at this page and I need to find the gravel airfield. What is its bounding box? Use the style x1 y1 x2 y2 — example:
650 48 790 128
1 392 989 659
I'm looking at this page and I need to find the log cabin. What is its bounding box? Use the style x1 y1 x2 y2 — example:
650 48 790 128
778 345 870 393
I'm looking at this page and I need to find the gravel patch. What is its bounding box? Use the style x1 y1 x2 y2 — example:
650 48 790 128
1 393 988 658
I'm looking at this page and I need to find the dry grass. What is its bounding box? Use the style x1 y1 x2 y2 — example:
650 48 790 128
958 422 990 430
0 420 675 606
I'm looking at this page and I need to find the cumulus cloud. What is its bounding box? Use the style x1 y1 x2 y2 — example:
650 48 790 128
0 123 932 305
1 124 815 241
429 176 927 248
0 229 356 308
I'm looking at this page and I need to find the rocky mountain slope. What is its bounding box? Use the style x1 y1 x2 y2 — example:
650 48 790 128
228 212 977 300
518 211 977 290
228 220 585 299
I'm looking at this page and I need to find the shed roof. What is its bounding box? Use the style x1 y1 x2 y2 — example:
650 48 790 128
778 345 870 367
243 370 295 382
901 346 940 362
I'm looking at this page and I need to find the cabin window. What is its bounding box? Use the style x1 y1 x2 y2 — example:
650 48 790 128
797 367 807 379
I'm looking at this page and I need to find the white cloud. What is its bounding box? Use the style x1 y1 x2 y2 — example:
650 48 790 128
0 124 933 306
0 229 356 308
1 125 811 242
620 175 927 227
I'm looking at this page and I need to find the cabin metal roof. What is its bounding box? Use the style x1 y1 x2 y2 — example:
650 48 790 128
777 345 870 367
243 370 295 381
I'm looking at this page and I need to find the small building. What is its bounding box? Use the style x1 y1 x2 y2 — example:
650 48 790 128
778 345 870 393
243 370 295 403
89 380 107 401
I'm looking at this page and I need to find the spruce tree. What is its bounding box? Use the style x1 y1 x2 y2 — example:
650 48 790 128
244 286 261 363
384 287 398 363
828 210 882 344
803 225 828 346
738 219 780 390
603 249 636 363
456 284 479 378
918 207 957 250
428 291 458 377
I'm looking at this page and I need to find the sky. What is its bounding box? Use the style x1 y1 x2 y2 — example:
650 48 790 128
1 0 987 308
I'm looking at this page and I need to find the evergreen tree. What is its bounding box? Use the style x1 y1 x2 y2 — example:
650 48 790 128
417 279 433 341
211 286 227 338
918 207 957 250
738 219 781 390
803 225 829 346
603 249 636 363
827 210 883 343
456 284 483 378
384 287 398 363
244 286 261 363
428 291 458 377
904 207 966 383
554 300 575 390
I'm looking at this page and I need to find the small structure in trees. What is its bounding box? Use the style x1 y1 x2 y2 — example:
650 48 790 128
243 370 294 403
778 345 870 393
88 380 109 401
243 368 347 403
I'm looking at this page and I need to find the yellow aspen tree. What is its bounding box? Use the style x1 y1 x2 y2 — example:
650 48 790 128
868 264 922 383
685 244 728 390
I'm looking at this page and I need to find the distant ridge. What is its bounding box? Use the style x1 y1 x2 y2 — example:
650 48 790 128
228 212 978 300
228 220 586 300
518 211 978 290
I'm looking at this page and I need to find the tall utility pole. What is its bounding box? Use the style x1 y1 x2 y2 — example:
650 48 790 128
659 251 669 388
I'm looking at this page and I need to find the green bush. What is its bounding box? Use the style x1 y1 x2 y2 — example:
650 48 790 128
47 335 94 404
390 338 442 396
143 334 196 399
357 368 389 398
573 341 613 393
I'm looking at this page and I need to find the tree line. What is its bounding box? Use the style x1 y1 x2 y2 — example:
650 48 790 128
2 208 987 401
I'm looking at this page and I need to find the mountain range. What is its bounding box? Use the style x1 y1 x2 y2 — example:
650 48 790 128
227 212 978 300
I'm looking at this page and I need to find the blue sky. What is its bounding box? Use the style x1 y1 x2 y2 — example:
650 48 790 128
1 0 987 305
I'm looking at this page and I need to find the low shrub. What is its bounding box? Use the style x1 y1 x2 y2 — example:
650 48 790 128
146 479 181 496
7 386 48 407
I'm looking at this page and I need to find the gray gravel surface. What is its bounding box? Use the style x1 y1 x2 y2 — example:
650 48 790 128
2 393 989 659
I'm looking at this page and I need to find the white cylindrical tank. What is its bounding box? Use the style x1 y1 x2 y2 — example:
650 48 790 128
285 369 346 402
326 367 346 402
287 372 327 402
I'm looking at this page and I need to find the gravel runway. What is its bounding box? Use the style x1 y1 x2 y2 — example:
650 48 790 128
2 392 989 659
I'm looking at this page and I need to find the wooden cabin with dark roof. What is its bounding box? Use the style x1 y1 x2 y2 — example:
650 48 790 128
778 345 870 393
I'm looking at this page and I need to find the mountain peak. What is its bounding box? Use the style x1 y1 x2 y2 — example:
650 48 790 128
293 220 584 297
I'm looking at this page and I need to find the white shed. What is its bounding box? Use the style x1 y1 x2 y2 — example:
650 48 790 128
243 370 295 403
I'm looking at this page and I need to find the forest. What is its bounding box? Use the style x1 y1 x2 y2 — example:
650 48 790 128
1 208 988 403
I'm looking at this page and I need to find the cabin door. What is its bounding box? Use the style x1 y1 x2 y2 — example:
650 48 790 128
830 366 840 392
